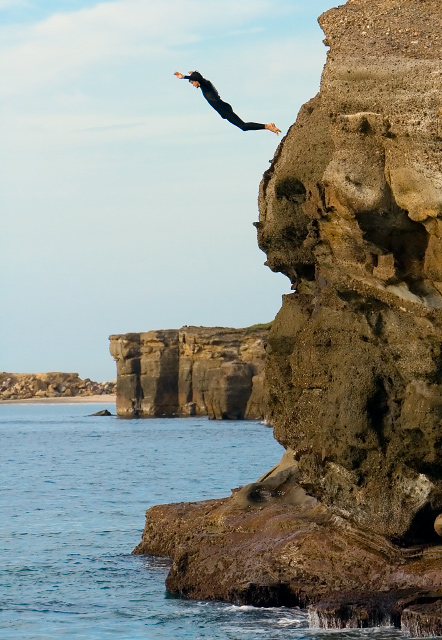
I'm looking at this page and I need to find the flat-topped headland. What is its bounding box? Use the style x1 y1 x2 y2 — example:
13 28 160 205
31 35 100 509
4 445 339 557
109 324 270 419
132 0 442 635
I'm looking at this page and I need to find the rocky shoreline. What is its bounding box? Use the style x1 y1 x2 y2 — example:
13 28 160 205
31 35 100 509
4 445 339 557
134 451 442 635
1 394 116 405
131 0 442 635
0 372 116 402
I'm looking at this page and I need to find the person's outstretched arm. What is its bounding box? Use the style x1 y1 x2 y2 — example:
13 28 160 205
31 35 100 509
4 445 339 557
174 71 199 81
174 71 202 87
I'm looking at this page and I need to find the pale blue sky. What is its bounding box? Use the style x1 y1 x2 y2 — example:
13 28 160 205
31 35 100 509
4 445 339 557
1 0 338 381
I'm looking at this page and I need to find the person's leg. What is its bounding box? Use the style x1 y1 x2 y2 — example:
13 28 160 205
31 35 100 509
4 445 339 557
225 109 265 131
238 120 266 131
216 102 265 131
211 101 279 133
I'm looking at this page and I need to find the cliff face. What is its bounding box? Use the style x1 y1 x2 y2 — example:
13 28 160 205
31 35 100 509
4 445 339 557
132 1 442 634
109 326 268 419
257 0 442 542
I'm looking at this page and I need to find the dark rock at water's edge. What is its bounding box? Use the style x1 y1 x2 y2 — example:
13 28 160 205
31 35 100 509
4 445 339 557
89 409 113 416
109 325 270 419
402 599 442 638
134 452 442 635
132 0 442 635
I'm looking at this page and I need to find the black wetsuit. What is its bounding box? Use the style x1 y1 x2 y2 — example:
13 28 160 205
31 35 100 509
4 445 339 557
184 73 265 132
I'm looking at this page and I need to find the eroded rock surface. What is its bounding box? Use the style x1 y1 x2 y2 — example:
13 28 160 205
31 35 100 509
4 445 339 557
109 325 269 419
133 0 442 635
134 451 442 632
257 0 442 543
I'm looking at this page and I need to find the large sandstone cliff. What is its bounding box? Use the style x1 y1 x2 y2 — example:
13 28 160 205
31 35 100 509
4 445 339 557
257 0 442 543
132 1 442 635
109 325 269 419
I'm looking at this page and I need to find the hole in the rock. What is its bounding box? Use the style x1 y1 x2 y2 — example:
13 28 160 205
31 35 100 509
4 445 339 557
281 225 309 244
428 350 442 385
247 488 270 503
366 377 389 451
355 207 428 283
232 583 301 608
359 117 372 134
347 446 368 469
393 503 442 547
275 177 307 203
295 264 316 281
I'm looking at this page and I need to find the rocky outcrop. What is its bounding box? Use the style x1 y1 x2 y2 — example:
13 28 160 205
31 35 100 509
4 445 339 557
0 372 115 401
109 325 269 419
134 451 442 631
257 0 442 544
133 0 442 635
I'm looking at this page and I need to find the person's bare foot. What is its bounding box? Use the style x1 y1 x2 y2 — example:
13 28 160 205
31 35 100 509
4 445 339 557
265 123 281 135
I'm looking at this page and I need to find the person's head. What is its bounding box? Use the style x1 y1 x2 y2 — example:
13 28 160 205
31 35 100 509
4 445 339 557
187 71 203 88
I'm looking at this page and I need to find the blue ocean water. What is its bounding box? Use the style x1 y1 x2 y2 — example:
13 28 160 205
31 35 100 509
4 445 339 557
0 404 404 640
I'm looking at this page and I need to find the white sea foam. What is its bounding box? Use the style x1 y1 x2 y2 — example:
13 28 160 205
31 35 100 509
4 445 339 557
277 615 304 626
225 605 262 612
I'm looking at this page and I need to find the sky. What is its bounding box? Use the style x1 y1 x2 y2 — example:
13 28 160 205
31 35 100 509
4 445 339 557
1 0 339 381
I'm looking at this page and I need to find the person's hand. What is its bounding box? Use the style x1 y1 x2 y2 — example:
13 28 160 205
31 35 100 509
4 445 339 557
174 72 184 79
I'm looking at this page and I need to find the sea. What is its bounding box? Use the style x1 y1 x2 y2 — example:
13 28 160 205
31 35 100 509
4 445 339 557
0 403 406 640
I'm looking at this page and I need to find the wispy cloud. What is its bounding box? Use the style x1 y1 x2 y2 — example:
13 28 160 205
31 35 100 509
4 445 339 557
0 0 286 95
226 26 265 37
1 0 335 379
0 0 29 8
0 0 327 146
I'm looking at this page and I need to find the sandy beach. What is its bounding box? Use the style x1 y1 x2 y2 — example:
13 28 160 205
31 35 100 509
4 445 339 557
0 394 116 405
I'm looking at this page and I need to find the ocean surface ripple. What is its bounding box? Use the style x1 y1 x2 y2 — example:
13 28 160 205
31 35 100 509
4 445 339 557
0 404 404 639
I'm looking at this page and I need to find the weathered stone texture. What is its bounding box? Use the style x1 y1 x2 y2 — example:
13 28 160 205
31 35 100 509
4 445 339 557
134 452 442 628
257 0 442 542
132 0 442 634
109 326 269 419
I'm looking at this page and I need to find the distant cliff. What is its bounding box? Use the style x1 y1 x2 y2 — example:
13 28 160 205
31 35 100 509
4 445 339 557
109 325 270 419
